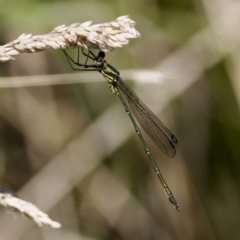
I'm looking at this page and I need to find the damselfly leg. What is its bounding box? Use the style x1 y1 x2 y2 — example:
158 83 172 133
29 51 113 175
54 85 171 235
63 47 98 71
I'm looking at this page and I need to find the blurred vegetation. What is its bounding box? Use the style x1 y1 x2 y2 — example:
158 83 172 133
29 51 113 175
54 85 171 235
0 0 240 240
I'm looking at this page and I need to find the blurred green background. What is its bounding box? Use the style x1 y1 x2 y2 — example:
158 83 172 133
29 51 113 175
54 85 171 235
0 0 240 239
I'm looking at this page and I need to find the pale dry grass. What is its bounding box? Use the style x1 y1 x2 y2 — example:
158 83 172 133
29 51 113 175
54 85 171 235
0 16 140 62
0 189 61 228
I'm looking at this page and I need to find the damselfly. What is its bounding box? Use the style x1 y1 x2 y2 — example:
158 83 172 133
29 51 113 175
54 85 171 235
63 47 180 211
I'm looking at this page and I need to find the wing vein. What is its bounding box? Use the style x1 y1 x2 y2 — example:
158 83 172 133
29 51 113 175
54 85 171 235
116 77 178 158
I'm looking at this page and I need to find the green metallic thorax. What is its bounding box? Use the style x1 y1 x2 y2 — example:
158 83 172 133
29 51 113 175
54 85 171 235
101 61 120 84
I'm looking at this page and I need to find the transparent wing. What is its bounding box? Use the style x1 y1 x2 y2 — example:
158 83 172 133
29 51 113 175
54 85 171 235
116 77 178 158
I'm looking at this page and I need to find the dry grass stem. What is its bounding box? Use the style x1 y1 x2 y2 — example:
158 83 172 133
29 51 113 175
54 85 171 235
0 16 140 62
0 190 61 228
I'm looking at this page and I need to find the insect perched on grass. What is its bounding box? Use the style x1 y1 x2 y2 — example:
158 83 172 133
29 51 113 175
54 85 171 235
63 47 180 211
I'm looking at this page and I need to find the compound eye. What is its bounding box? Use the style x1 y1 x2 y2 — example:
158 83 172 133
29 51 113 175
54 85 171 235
98 51 105 58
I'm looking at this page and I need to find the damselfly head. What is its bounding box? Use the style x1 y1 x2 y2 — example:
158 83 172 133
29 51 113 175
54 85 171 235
95 57 103 65
95 51 105 65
